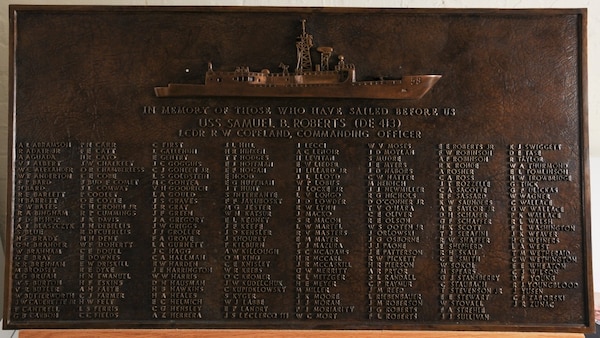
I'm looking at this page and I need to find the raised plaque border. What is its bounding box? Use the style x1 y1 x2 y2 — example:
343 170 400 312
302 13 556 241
4 6 593 333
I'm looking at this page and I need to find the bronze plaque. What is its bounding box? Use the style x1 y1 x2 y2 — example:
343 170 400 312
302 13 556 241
5 6 593 332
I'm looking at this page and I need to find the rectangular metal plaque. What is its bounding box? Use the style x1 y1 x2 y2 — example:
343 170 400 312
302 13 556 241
5 6 593 332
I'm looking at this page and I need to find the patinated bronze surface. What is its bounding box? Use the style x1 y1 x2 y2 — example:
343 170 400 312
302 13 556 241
5 6 592 332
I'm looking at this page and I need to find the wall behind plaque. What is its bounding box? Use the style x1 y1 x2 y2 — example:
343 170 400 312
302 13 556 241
0 0 598 321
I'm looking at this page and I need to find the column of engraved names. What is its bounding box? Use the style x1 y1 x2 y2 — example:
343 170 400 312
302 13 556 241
12 142 75 320
508 144 579 308
78 142 141 320
295 142 354 320
151 142 212 320
438 144 499 321
223 142 287 320
366 142 424 321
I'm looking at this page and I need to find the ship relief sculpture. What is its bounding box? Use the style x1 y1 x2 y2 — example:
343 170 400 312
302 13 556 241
155 20 441 99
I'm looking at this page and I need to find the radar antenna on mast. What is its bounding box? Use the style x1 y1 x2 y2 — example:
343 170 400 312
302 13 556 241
295 19 313 73
317 46 334 71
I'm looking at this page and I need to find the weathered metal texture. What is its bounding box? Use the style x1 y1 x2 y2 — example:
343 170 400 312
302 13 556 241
5 6 592 333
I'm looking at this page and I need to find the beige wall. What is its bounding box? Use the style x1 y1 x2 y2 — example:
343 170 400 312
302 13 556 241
1 0 598 315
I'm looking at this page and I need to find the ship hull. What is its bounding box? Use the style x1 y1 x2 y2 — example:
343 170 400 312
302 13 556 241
154 75 441 100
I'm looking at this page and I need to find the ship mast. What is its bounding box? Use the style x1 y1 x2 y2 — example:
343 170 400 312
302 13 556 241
295 19 313 73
